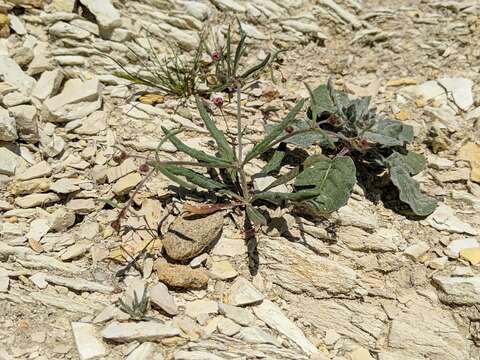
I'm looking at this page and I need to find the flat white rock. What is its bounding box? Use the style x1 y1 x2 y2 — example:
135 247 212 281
217 317 241 336
71 322 107 360
174 351 226 360
0 56 36 95
218 302 255 326
226 277 264 306
253 300 318 355
0 107 18 142
426 203 477 235
185 299 218 318
433 275 480 305
78 0 121 31
438 77 474 111
125 342 160 360
0 147 18 175
102 321 180 342
32 68 64 101
17 161 52 181
150 282 178 316
42 78 102 122
235 326 280 345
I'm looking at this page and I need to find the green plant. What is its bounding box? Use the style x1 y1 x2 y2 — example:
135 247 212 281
270 80 437 216
206 23 274 93
117 288 150 320
143 88 357 225
110 37 205 98
109 23 280 99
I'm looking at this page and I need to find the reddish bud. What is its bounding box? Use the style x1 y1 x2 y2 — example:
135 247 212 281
212 96 224 108
111 219 121 232
328 115 338 125
212 51 221 62
359 139 370 148
139 163 149 173
285 126 294 134
113 151 127 164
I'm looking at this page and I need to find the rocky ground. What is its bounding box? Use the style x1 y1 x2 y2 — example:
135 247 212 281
0 0 480 359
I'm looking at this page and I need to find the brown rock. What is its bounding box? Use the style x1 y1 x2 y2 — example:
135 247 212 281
162 211 224 261
154 260 209 289
0 14 9 38
8 178 51 195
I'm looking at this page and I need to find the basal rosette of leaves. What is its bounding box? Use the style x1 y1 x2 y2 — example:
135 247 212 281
269 81 437 217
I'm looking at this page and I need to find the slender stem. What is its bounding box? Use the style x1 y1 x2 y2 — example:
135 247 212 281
235 83 250 201
236 85 243 162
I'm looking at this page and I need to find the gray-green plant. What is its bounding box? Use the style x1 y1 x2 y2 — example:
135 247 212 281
268 80 437 216
116 288 150 320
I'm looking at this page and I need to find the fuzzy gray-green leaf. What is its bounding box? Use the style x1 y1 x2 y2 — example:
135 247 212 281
363 119 414 147
386 151 427 176
388 163 437 216
294 156 356 213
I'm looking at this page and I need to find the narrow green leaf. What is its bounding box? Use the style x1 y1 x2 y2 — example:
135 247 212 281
240 54 271 80
162 127 232 167
195 96 236 162
266 120 336 148
388 164 437 216
260 149 286 175
226 25 232 77
233 32 247 77
244 99 305 163
162 165 227 191
157 166 196 190
246 205 267 226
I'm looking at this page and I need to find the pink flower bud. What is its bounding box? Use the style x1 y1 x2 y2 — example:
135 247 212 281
212 96 224 107
212 51 221 62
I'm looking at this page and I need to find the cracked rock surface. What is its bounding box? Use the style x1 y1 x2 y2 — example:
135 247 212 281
0 0 479 359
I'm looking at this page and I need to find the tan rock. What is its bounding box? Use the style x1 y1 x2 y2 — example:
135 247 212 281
350 347 374 360
8 178 51 195
15 193 59 208
49 207 76 231
387 78 417 87
113 172 141 195
67 199 96 214
209 260 238 280
154 261 209 289
457 142 480 183
459 248 480 265
0 14 9 38
162 211 224 261
107 158 137 183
